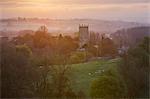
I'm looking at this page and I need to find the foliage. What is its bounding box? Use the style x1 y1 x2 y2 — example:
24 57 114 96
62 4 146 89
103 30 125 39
90 63 126 98
77 90 86 98
90 75 125 98
49 55 72 98
88 36 118 57
1 42 38 98
69 51 93 64
33 26 50 48
12 33 33 47
16 44 32 57
112 27 149 47
69 51 86 64
30 53 74 98
5 26 79 98
1 25 133 98
119 37 149 98
101 38 117 57
55 34 78 56
65 88 77 98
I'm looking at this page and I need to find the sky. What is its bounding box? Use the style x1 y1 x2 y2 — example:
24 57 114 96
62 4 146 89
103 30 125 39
0 0 150 23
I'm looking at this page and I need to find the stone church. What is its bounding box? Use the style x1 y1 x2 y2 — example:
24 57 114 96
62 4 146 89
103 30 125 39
79 24 89 48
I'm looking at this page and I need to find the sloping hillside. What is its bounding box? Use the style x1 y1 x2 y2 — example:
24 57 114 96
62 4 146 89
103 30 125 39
111 27 150 47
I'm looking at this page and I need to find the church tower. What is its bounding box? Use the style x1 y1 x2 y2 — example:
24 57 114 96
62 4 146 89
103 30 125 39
79 24 89 48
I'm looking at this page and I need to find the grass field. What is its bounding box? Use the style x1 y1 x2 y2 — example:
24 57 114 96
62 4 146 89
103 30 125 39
70 58 120 96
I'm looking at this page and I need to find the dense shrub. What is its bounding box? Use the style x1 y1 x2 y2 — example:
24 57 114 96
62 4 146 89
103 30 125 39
119 37 149 98
90 75 126 98
1 43 38 98
69 51 86 64
101 38 117 57
69 51 93 64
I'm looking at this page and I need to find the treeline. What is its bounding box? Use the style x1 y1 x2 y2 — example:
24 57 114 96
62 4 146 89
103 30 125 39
12 26 118 62
119 37 149 98
1 26 80 98
1 25 149 98
111 26 150 47
1 26 117 98
90 37 149 98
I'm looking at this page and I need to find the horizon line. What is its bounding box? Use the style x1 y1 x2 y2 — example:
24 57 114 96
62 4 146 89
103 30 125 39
0 17 149 24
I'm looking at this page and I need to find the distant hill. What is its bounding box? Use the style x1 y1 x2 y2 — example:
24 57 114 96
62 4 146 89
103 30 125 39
0 19 149 36
111 26 150 47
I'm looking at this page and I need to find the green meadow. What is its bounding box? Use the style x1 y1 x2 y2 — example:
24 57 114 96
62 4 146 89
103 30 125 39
70 58 121 96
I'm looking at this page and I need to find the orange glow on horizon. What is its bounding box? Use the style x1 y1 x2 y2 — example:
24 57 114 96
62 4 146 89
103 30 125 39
0 0 149 22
